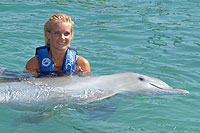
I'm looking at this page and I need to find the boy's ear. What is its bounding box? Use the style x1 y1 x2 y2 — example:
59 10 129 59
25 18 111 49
46 31 50 39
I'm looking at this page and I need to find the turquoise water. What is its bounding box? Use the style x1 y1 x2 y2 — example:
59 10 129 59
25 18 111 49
0 0 199 132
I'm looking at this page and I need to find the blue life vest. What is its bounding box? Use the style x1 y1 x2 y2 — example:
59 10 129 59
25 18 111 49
36 46 77 77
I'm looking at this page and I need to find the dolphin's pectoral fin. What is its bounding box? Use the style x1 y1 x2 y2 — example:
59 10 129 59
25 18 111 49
13 112 47 126
87 99 119 120
80 92 118 105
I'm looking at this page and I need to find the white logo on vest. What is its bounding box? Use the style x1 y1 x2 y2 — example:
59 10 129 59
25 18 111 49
42 58 51 67
66 51 75 70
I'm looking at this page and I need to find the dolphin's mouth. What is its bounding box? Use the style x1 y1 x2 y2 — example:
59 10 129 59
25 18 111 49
149 83 165 90
150 83 189 94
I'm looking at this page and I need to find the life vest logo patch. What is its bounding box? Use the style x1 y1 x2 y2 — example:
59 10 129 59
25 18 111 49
42 58 51 67
66 51 75 71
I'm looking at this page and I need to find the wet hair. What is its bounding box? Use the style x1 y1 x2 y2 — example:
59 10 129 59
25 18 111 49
44 14 74 46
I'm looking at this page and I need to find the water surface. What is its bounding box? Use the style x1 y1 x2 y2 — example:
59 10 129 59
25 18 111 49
0 0 199 132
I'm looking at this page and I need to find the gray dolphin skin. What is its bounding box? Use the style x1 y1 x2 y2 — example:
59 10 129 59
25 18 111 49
0 72 189 111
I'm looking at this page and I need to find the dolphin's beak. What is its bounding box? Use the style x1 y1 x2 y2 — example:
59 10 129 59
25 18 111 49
149 83 189 94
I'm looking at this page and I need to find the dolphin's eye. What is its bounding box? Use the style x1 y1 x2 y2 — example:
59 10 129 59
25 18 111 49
139 77 144 81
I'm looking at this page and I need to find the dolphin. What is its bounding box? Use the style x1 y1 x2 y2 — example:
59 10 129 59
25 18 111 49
0 72 189 111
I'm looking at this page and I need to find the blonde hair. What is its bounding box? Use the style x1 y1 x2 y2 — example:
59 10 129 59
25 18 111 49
44 14 74 46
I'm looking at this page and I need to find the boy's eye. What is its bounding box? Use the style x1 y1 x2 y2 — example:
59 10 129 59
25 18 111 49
54 31 60 35
64 32 70 36
54 31 70 36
